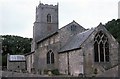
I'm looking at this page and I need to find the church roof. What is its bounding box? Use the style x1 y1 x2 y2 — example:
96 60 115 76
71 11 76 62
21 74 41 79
37 31 58 44
59 28 95 53
24 51 34 56
37 20 86 44
59 20 85 31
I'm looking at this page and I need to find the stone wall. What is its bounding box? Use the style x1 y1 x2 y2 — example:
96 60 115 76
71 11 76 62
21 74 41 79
26 53 34 73
59 49 83 76
97 65 118 77
59 53 68 74
34 33 60 74
37 34 59 48
119 44 120 77
69 49 83 76
7 61 26 72
1 70 46 77
82 25 119 77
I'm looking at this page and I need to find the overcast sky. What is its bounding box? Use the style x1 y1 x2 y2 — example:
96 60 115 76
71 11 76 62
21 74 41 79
0 0 120 38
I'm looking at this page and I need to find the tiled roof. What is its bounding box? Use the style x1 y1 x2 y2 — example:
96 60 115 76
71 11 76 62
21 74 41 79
59 28 95 53
9 55 26 61
37 31 58 44
59 20 85 30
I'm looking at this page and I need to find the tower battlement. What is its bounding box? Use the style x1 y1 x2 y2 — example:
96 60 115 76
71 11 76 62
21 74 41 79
37 3 58 9
33 2 58 44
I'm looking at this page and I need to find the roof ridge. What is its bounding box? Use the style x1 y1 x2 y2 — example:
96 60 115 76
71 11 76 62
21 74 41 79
59 20 85 30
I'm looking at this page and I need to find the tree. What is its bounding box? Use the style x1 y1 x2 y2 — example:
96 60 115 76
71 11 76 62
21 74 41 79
105 19 120 43
1 35 32 66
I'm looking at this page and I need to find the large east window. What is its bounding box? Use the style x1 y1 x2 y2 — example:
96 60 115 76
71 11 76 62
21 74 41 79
94 31 109 62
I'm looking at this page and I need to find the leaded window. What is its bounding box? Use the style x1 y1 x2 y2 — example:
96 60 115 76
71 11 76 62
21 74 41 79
51 52 54 64
94 31 109 62
47 51 50 64
47 50 54 64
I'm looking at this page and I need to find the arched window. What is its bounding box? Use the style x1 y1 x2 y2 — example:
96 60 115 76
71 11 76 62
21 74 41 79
94 31 109 62
47 14 51 23
51 52 54 64
47 52 50 64
46 50 54 64
94 41 99 62
100 42 104 62
105 42 109 62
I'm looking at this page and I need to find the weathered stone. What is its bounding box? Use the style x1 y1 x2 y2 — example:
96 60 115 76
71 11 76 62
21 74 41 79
27 3 120 77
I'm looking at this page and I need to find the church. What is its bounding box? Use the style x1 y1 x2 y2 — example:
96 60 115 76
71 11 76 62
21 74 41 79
25 3 119 77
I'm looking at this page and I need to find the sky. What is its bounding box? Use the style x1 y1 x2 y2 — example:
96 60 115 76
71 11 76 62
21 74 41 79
0 0 120 38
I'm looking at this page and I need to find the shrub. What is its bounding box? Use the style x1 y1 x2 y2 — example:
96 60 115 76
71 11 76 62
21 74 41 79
51 69 60 75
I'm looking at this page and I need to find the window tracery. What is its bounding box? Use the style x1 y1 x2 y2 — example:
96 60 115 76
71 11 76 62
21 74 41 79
94 31 109 62
47 50 54 64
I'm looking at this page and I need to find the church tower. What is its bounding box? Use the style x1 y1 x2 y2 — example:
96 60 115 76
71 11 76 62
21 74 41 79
33 3 58 43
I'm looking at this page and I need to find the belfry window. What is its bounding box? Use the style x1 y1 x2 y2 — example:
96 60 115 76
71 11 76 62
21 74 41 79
47 14 51 23
94 31 109 62
47 50 54 64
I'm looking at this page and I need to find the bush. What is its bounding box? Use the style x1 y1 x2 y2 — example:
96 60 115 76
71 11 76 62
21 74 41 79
51 69 60 75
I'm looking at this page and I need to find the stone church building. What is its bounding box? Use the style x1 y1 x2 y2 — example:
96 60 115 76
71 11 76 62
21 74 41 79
25 3 119 77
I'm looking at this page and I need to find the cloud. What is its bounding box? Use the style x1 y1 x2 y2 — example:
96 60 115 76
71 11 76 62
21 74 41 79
0 0 119 38
0 0 39 37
